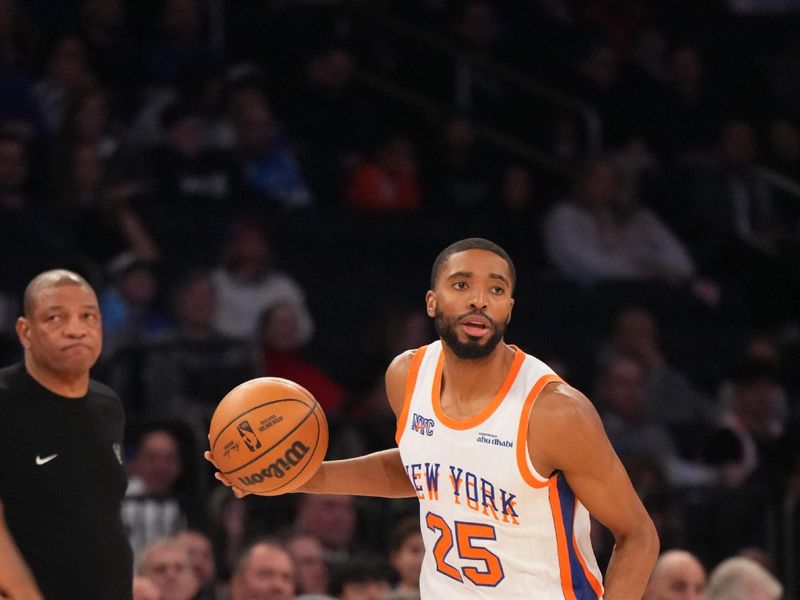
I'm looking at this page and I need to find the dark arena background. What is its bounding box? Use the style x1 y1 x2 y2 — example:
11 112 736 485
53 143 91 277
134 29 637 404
0 1 799 598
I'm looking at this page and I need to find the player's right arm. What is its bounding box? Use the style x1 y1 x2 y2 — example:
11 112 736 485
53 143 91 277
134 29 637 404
0 501 45 600
207 351 418 499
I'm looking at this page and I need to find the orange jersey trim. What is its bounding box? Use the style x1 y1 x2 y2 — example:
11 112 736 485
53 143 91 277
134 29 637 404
516 374 562 489
432 346 525 430
395 346 428 444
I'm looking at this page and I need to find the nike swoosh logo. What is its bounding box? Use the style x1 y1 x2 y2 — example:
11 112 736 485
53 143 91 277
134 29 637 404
35 454 58 465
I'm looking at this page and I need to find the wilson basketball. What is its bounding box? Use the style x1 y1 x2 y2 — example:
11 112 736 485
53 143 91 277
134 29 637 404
208 377 328 494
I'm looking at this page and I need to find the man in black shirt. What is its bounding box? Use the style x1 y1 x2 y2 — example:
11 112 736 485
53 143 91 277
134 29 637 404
0 269 133 599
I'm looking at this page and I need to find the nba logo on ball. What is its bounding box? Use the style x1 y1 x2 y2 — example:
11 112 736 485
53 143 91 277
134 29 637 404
209 377 329 494
236 420 262 452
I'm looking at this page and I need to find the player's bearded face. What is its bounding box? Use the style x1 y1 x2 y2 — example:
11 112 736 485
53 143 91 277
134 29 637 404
434 308 507 359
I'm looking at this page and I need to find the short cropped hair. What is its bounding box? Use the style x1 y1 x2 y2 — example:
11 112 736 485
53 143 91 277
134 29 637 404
23 269 93 317
327 559 394 596
705 557 782 600
430 238 515 291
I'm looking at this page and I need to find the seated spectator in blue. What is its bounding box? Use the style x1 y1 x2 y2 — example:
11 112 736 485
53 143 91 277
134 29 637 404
232 92 313 208
100 256 171 355
542 155 695 285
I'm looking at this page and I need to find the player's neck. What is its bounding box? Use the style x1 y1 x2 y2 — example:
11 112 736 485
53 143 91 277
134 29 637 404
24 357 89 398
440 342 515 406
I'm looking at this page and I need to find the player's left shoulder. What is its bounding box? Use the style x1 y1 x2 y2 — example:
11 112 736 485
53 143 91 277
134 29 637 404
529 382 608 473
531 381 603 437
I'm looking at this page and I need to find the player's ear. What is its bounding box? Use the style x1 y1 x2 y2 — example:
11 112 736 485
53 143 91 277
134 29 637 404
425 290 436 318
507 298 515 324
15 317 30 349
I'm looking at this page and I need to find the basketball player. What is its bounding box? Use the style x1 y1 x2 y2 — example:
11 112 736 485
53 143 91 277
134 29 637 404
208 238 659 598
0 270 133 599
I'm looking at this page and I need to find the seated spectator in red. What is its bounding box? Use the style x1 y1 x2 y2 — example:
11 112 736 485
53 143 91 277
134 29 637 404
259 301 344 415
345 134 422 211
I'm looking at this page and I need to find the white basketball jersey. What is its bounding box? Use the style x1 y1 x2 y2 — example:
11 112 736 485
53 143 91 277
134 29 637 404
396 341 604 599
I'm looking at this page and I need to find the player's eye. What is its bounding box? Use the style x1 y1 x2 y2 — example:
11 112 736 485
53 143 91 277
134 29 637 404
453 281 467 290
491 286 505 295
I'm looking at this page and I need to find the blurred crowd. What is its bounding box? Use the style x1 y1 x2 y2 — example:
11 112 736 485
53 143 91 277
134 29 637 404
1 0 800 598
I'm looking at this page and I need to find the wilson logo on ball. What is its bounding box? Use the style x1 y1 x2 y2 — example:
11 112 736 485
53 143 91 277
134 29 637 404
237 440 310 485
236 419 262 452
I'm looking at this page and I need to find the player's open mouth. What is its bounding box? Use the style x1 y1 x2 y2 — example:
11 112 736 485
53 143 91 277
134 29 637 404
459 318 490 337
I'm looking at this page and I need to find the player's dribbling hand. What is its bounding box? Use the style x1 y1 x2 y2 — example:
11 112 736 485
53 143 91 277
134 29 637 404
203 450 251 499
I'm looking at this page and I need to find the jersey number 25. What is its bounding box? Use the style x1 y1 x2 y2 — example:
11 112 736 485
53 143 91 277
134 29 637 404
426 511 505 587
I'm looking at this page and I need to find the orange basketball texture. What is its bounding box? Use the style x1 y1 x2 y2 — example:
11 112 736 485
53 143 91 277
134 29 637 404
209 377 328 494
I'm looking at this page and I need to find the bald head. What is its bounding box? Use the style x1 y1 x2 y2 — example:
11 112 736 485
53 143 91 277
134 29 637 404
644 550 706 600
23 269 94 317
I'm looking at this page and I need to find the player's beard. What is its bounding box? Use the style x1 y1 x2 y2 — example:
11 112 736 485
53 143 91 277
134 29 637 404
434 308 507 359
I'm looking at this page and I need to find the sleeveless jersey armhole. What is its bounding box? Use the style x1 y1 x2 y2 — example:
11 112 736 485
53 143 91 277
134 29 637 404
395 346 428 444
516 374 562 488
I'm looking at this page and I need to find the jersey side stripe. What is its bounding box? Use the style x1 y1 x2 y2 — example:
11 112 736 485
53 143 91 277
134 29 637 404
573 501 604 597
516 374 562 489
552 474 601 600
395 345 428 444
549 476 578 600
